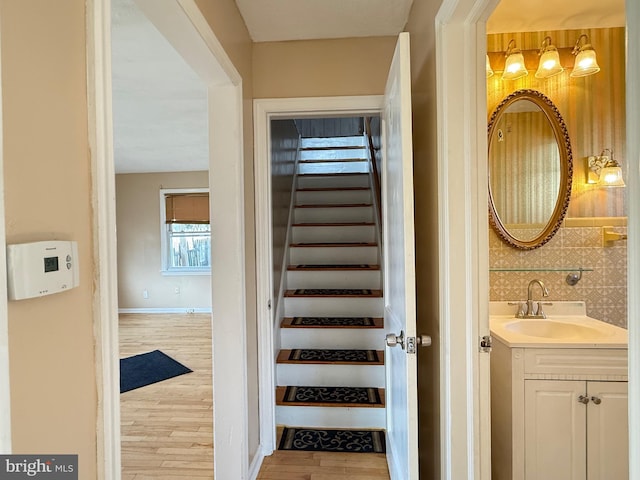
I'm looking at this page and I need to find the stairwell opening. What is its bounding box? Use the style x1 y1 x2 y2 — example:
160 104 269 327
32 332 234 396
269 115 388 452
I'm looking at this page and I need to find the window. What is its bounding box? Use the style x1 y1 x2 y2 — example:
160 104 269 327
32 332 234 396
160 188 210 274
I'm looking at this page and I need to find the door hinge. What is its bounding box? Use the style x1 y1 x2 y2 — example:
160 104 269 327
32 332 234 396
480 335 492 353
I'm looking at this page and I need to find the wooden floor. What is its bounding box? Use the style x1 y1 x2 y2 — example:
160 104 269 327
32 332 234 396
119 313 390 479
119 313 214 480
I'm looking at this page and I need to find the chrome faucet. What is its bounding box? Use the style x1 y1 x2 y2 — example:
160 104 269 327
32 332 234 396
518 279 549 318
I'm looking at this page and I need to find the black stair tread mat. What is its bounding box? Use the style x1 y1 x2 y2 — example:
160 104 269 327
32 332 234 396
287 264 379 270
277 349 384 365
278 427 386 453
276 386 384 407
282 317 383 328
284 288 382 297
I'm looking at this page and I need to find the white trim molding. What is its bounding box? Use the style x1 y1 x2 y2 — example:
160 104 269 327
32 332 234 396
118 308 212 314
0 11 12 455
435 0 498 478
86 0 121 477
626 1 640 477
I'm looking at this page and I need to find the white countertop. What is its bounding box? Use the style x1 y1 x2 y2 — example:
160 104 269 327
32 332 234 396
489 301 628 349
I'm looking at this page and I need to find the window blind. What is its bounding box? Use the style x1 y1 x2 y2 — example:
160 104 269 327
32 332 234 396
165 193 210 224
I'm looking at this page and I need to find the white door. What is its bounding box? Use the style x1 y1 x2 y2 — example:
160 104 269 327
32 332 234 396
382 32 420 479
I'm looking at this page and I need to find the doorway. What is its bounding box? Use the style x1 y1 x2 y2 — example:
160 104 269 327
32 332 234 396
89 0 250 478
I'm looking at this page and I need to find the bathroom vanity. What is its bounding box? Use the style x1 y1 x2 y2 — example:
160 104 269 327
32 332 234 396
490 301 628 480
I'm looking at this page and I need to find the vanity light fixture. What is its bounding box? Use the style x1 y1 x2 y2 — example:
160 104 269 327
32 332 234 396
535 36 564 79
587 149 625 187
571 34 601 77
486 54 494 78
502 40 528 80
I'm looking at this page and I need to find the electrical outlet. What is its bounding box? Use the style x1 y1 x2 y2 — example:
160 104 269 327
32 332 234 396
143 289 149 299
174 287 180 294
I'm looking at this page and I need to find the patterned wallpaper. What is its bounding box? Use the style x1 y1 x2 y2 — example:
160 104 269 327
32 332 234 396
489 219 627 328
487 27 628 328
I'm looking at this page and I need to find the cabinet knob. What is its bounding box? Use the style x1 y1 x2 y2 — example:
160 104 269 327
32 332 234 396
578 394 590 404
591 396 602 405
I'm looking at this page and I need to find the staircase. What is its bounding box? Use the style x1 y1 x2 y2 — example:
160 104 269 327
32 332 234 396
276 135 386 431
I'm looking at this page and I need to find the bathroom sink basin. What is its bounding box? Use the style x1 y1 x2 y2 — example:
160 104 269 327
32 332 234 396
504 319 607 340
489 302 628 348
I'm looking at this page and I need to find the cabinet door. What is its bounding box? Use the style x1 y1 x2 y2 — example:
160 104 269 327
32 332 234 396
524 380 586 480
587 381 628 480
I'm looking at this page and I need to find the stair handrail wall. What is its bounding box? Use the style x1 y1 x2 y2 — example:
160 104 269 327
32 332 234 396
272 128 304 356
364 117 384 269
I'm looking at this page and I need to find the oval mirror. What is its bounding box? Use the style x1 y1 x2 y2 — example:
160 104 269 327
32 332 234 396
488 89 573 249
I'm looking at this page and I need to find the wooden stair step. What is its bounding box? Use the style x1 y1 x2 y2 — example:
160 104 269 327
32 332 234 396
281 317 384 328
300 145 365 151
287 264 380 271
284 289 382 298
276 386 385 408
290 242 377 248
298 172 367 177
295 203 372 208
292 222 374 227
296 187 370 192
277 349 384 365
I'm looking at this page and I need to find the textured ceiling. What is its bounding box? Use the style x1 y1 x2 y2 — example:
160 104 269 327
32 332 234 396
234 0 414 42
111 0 208 174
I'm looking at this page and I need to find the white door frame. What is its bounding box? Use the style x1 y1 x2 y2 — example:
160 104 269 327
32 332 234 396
253 95 384 455
435 0 497 477
87 1 248 479
0 16 11 455
626 1 640 477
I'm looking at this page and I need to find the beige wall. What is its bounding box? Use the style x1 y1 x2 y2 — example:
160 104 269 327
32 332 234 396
115 172 211 310
1 0 97 476
253 36 397 98
405 0 445 477
193 0 262 464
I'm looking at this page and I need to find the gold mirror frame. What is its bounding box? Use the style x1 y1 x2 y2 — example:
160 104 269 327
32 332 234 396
488 89 573 250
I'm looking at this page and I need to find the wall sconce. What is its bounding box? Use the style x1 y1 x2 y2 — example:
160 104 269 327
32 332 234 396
502 40 528 80
571 34 600 77
535 37 563 79
587 149 625 187
486 54 494 78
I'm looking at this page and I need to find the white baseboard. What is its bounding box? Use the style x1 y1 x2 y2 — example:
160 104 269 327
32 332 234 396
118 307 212 314
248 444 266 480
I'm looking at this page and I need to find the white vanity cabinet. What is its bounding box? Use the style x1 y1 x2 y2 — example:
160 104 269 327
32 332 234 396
524 379 628 480
491 339 628 480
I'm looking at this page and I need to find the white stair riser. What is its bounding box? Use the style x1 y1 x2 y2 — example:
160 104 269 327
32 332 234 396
296 189 371 205
300 150 367 161
276 405 385 429
287 270 381 289
293 206 373 223
281 328 383 350
301 136 365 149
297 174 369 189
298 162 368 175
291 225 375 244
277 363 384 387
290 246 378 265
285 297 383 317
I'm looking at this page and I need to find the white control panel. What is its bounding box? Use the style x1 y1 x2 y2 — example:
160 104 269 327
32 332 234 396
6 240 79 300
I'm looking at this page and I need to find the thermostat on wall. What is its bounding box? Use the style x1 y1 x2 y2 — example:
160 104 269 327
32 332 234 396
6 240 79 300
